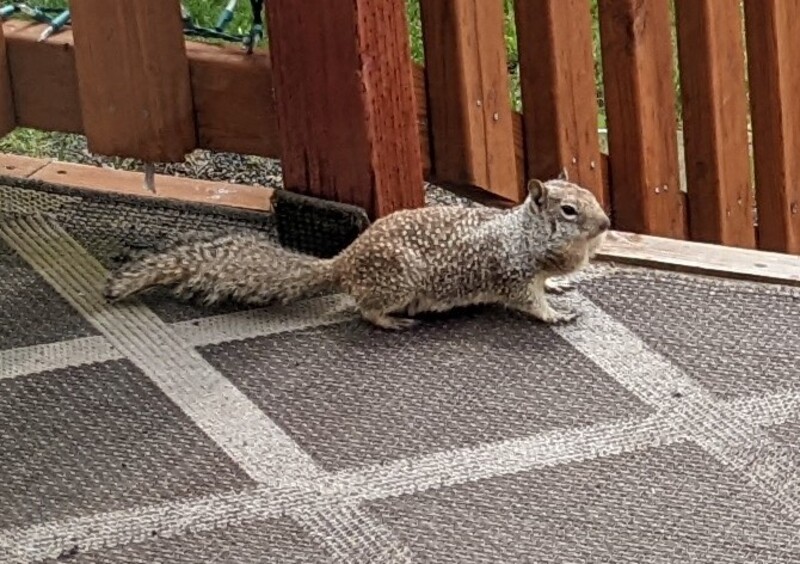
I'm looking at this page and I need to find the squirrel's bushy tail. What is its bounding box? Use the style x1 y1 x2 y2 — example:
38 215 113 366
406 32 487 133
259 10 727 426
104 232 340 306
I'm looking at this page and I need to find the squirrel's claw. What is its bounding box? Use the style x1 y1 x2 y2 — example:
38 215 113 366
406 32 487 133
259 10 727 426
361 311 419 331
544 278 576 295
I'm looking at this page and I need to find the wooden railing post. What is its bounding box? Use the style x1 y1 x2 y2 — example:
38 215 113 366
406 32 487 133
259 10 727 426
418 0 520 203
598 0 687 239
743 0 800 254
2 21 82 134
0 23 14 136
675 0 755 249
266 0 424 219
514 0 606 208
69 0 196 162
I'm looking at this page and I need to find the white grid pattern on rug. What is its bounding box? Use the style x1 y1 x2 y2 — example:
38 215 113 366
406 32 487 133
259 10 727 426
1 214 799 563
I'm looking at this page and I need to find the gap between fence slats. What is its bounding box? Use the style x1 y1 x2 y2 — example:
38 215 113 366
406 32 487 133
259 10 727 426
69 0 196 162
186 43 280 158
675 0 755 249
514 0 607 209
743 0 800 254
598 0 687 239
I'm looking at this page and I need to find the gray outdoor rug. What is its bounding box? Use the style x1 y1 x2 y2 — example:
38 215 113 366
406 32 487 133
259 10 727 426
2 182 800 563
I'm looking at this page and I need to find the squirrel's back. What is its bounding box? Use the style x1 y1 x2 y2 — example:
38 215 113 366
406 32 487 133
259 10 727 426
334 205 524 301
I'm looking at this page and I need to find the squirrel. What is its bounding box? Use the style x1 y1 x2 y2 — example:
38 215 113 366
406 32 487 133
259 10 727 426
104 177 610 330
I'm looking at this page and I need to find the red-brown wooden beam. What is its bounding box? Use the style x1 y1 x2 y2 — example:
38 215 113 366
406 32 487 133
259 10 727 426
266 0 424 218
2 20 605 213
598 0 687 239
0 21 16 136
69 0 196 162
186 42 280 158
515 0 607 208
743 0 800 254
2 21 82 134
418 0 521 203
675 0 755 248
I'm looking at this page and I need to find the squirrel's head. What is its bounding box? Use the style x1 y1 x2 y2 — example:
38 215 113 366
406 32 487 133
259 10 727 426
524 177 610 243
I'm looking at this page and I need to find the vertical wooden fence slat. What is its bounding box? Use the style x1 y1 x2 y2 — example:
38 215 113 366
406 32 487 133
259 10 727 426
0 23 15 136
598 0 687 238
744 0 800 254
514 0 606 207
267 0 424 219
69 0 195 162
418 0 520 202
675 0 755 248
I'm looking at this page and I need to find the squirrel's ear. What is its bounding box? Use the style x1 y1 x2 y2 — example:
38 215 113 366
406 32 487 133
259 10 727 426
557 167 569 181
526 179 548 211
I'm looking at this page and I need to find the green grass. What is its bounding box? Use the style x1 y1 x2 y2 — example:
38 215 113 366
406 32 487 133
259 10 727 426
1 0 683 157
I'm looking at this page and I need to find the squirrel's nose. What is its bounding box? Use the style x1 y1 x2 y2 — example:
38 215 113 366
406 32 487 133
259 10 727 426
599 216 611 232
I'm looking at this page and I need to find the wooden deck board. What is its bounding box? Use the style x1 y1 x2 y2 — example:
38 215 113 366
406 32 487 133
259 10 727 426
596 231 800 287
0 154 272 212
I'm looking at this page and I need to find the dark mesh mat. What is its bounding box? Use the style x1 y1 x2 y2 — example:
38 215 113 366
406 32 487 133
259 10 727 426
2 181 800 563
38 517 335 564
0 359 253 530
365 441 800 563
579 267 800 400
198 315 653 472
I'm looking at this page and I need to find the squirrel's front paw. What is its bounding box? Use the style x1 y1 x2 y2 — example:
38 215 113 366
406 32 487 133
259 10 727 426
511 300 580 325
544 278 576 295
543 307 580 324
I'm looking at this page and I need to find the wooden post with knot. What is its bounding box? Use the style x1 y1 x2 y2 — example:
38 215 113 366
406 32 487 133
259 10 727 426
266 0 425 219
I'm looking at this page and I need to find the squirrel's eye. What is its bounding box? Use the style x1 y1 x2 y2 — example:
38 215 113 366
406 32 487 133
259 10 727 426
560 204 578 219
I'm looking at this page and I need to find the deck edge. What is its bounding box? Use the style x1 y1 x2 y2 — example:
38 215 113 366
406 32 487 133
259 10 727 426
596 231 800 287
2 152 799 287
0 153 274 213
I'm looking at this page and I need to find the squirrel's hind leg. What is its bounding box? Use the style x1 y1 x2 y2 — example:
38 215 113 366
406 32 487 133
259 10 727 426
352 293 419 331
359 310 418 331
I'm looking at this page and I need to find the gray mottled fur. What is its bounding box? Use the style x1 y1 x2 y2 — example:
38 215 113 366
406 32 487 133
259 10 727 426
104 178 610 330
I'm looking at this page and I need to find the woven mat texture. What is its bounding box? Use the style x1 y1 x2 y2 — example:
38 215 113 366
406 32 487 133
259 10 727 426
2 183 800 564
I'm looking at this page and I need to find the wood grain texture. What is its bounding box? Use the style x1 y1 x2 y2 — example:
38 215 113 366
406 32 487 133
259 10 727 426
2 21 82 133
30 160 273 212
0 153 50 177
266 0 424 218
743 0 800 254
0 22 14 136
597 230 800 287
675 0 755 248
419 0 520 202
69 0 196 161
514 0 606 207
186 42 280 158
598 0 687 239
0 20 606 214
